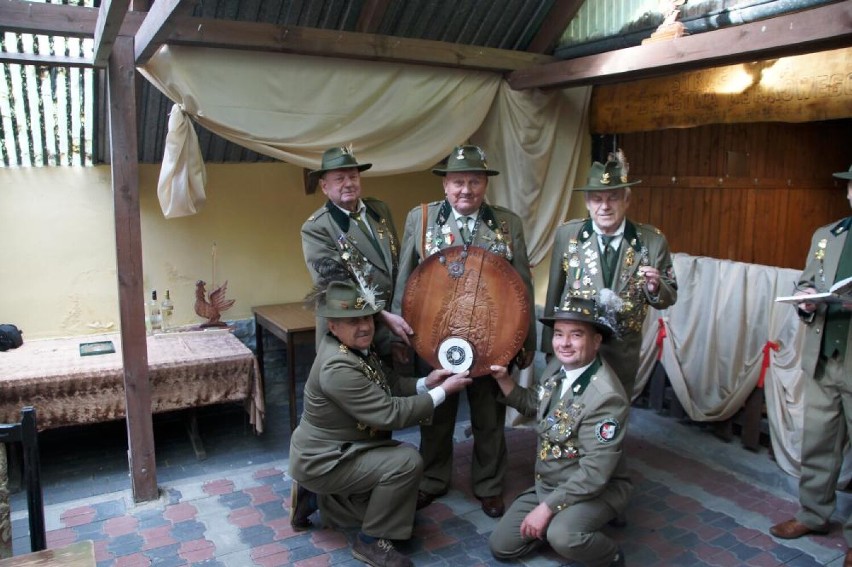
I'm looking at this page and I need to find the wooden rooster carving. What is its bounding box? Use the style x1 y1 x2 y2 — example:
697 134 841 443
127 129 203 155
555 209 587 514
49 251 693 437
195 280 236 327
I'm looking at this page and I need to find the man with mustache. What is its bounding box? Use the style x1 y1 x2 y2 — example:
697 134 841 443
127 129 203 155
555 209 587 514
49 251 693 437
288 277 471 567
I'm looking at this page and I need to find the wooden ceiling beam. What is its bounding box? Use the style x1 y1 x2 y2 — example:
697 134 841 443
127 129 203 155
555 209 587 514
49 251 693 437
0 1 145 38
526 0 583 54
0 52 92 67
93 0 132 68
356 0 389 34
135 0 198 64
166 18 554 71
509 2 852 89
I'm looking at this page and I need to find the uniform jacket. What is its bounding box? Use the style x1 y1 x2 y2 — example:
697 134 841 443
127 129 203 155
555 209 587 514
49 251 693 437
543 218 677 349
502 355 632 513
798 217 852 378
391 200 536 355
301 197 399 304
289 334 434 482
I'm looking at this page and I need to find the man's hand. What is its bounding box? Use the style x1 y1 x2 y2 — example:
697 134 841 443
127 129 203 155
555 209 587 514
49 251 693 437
391 343 411 365
489 365 516 396
795 288 818 313
425 368 471 395
520 502 554 541
379 311 413 345
640 266 661 295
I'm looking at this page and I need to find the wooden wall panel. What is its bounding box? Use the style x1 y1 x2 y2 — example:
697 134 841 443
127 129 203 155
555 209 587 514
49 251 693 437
618 119 851 269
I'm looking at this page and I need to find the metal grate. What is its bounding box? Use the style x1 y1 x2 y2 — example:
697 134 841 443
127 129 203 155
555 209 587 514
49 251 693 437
0 0 95 167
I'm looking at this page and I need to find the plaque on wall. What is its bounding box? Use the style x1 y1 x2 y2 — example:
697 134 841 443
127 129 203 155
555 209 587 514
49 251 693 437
401 246 530 376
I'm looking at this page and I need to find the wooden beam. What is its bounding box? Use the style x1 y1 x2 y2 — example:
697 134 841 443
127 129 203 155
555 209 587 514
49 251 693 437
0 52 91 67
0 0 144 38
167 18 553 72
356 0 389 34
508 2 852 89
134 0 197 64
107 35 159 503
526 0 583 54
93 0 131 68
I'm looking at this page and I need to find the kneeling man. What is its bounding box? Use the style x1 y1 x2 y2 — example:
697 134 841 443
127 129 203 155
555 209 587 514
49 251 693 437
489 296 632 567
288 279 471 567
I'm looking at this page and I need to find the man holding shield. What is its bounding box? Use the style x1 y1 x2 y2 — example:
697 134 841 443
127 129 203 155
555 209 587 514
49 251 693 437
391 144 536 518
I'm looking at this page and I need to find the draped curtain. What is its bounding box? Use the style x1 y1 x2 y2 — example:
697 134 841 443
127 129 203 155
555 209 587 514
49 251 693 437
636 253 852 479
139 46 590 266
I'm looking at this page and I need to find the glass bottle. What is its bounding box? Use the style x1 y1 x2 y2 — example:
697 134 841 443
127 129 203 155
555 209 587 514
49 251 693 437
148 290 162 333
160 290 174 331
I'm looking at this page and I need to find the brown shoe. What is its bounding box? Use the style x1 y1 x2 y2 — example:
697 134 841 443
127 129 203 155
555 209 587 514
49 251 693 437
352 536 412 567
415 490 445 510
769 518 829 539
478 495 505 518
845 549 852 567
289 480 317 531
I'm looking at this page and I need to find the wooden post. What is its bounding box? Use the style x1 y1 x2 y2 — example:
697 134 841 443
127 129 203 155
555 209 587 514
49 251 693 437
107 35 158 502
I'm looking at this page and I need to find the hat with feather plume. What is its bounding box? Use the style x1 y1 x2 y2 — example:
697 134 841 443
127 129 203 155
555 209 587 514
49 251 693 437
578 149 641 191
305 257 384 318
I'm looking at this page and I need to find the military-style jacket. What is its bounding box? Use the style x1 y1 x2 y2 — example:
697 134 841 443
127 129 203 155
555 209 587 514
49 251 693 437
391 200 536 355
501 355 632 514
288 334 434 482
301 197 399 304
797 217 852 378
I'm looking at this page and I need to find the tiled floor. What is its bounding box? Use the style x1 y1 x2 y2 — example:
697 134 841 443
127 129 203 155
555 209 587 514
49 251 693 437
8 350 852 566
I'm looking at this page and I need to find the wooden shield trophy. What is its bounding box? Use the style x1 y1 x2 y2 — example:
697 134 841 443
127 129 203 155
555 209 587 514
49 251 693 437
401 246 530 376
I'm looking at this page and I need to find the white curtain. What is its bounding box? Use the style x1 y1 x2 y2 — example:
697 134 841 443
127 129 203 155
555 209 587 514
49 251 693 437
636 253 852 479
139 47 590 268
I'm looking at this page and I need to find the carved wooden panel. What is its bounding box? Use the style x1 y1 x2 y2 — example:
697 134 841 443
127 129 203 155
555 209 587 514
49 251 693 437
402 246 530 376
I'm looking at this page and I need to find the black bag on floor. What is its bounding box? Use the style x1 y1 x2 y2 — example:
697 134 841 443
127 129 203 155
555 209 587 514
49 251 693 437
0 324 23 351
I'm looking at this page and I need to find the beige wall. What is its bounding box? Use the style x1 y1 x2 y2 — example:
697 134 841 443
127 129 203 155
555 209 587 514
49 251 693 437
1 137 590 340
0 163 440 339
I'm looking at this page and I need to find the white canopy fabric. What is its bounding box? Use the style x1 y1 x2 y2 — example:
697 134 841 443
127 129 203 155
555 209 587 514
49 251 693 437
139 46 590 265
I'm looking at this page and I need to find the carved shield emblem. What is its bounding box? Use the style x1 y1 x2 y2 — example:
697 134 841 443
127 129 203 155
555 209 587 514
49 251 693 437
402 246 530 376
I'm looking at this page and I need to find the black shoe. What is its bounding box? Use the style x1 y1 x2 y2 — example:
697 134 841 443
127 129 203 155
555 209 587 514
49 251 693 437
609 512 628 528
352 536 413 567
415 490 446 510
477 495 505 518
289 480 317 531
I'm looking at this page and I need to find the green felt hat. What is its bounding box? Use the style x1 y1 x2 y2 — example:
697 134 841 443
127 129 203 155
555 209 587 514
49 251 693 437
540 295 614 341
833 165 852 181
432 145 499 176
579 151 641 191
317 281 384 318
310 146 372 179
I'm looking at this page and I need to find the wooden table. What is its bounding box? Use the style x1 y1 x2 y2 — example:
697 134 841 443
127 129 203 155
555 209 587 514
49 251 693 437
0 540 95 566
252 303 316 431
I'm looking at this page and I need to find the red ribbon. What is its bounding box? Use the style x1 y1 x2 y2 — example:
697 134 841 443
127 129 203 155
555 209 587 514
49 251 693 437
655 318 667 360
758 341 780 388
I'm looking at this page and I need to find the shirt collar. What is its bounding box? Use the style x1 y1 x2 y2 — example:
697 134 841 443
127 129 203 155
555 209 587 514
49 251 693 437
592 219 626 238
334 200 365 216
560 360 595 396
451 207 480 221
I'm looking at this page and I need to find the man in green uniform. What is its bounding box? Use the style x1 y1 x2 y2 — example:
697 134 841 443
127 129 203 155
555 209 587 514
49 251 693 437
489 295 630 567
288 279 471 567
301 146 411 358
391 145 536 518
542 153 677 399
770 165 852 567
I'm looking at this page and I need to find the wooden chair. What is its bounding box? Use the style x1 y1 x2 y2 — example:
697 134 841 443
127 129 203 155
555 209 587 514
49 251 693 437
0 407 46 553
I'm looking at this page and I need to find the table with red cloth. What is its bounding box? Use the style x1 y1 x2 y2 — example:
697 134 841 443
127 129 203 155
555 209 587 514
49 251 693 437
0 329 264 433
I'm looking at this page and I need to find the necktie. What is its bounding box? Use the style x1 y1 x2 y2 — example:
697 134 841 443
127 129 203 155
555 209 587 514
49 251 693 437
350 212 383 257
459 216 472 245
601 235 617 288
